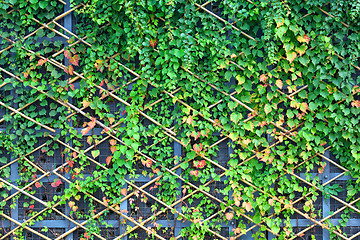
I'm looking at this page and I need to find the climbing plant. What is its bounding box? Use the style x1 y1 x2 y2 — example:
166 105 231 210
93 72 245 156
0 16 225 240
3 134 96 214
0 0 360 239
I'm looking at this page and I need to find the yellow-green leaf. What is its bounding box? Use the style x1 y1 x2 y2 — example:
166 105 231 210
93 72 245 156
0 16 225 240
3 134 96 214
236 75 245 85
264 104 272 114
286 51 297 63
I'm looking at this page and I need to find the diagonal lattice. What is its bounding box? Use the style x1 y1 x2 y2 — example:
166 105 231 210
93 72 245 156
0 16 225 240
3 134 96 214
1 0 360 240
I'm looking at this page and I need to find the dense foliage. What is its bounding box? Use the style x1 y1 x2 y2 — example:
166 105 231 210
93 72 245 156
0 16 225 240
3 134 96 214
0 0 360 239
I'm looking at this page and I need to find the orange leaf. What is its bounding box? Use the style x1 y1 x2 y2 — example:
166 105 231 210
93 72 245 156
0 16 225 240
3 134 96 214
110 139 116 146
268 198 274 206
81 127 90 136
276 80 283 89
35 182 42 188
68 65 74 75
106 156 112 165
108 117 115 125
73 206 78 212
110 146 117 154
242 201 252 212
121 188 127 196
36 58 48 66
299 102 308 113
24 70 30 79
68 201 75 209
260 74 268 82
297 34 310 44
186 116 193 125
82 100 90 108
225 212 234 220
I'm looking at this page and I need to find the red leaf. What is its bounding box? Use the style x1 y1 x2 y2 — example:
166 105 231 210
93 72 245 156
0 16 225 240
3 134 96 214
193 143 203 153
29 205 34 209
84 232 90 240
195 160 206 169
351 100 360 108
64 50 71 59
69 83 75 91
122 110 126 115
70 55 79 66
106 156 112 165
190 170 199 177
149 38 158 48
35 182 41 188
68 160 74 168
55 179 62 187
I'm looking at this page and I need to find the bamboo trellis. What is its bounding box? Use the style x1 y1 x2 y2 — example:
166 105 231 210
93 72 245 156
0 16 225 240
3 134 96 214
0 0 360 239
